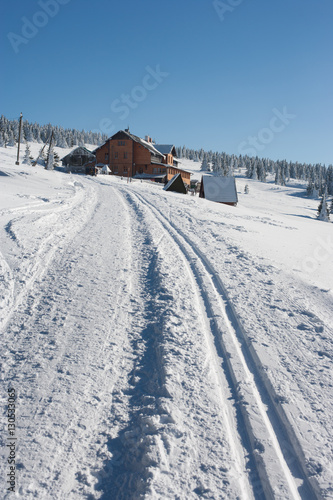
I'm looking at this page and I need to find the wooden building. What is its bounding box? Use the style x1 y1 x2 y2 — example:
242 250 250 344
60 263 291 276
93 130 191 186
61 147 96 174
199 175 238 206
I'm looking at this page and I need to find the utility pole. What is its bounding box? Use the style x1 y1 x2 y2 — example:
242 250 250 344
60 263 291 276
46 131 54 170
15 112 23 165
32 131 52 167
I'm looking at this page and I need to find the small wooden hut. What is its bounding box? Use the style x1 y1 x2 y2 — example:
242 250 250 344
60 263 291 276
163 173 187 194
61 147 96 174
199 175 238 206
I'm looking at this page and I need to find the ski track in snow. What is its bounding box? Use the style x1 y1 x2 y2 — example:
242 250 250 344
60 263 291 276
118 185 323 500
106 188 253 500
0 164 332 499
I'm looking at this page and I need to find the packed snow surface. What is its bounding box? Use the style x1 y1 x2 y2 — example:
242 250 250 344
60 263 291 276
0 145 332 499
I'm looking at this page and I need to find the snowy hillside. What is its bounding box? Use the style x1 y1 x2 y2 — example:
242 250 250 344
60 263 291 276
0 144 332 499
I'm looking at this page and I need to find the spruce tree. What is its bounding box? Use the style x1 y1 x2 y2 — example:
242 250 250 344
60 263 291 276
201 158 209 171
317 193 330 221
22 143 33 165
306 180 314 197
7 130 15 146
46 148 54 170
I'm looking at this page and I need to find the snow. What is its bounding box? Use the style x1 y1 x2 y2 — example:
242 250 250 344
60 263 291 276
0 145 332 499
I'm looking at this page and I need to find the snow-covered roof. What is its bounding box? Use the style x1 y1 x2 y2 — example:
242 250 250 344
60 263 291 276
101 165 111 172
133 173 166 180
94 130 164 159
137 137 163 156
163 173 187 194
164 173 181 191
154 144 176 156
150 160 168 167
61 147 95 162
201 175 238 203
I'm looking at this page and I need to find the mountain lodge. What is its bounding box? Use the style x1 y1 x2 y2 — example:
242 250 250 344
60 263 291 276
93 130 191 186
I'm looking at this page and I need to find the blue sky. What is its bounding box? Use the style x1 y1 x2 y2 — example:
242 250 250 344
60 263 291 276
2 0 332 165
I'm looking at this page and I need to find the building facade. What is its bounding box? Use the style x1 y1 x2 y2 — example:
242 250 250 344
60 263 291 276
61 147 96 174
93 130 191 186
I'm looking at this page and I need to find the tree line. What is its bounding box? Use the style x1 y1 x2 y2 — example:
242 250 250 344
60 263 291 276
0 115 107 149
177 146 333 222
176 146 333 198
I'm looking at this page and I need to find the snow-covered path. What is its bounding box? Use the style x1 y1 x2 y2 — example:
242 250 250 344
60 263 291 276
116 184 323 500
1 159 332 499
0 179 135 497
1 177 249 498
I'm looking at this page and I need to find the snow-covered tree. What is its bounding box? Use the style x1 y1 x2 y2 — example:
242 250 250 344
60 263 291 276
317 193 330 221
53 151 60 168
307 180 314 197
251 163 258 180
201 158 209 171
244 184 249 194
275 166 285 186
22 143 33 165
2 132 9 147
257 160 266 182
46 147 54 170
7 130 16 146
313 187 319 199
23 122 35 142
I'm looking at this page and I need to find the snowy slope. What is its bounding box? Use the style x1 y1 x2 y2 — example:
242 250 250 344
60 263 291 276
0 145 332 499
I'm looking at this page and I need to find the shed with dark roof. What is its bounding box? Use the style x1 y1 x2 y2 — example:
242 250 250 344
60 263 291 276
163 173 187 194
199 175 238 206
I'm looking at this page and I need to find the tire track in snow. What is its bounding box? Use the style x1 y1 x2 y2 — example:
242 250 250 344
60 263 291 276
123 187 322 500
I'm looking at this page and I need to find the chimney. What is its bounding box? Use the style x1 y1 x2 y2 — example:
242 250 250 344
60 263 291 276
145 135 152 143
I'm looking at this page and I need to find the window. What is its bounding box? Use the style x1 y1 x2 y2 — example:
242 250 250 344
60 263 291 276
114 152 118 159
114 165 118 173
105 153 109 162
145 164 148 170
124 152 128 159
139 167 143 174
118 140 125 146
153 168 157 173
123 166 128 173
